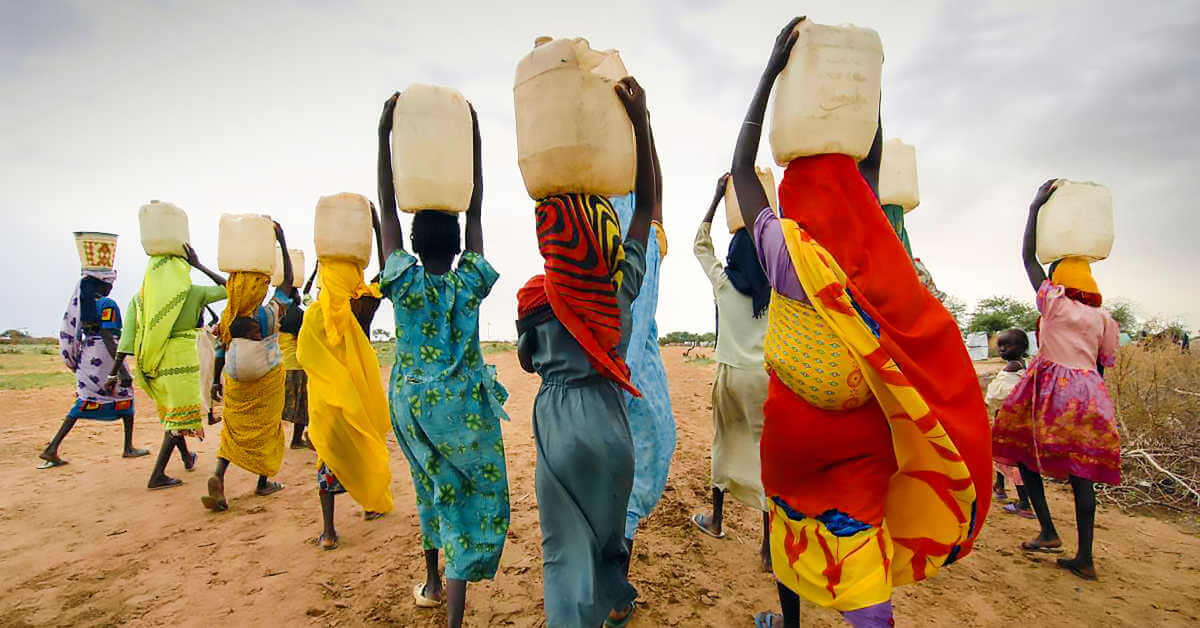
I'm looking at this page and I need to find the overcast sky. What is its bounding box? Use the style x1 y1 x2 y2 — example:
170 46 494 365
3 0 1197 339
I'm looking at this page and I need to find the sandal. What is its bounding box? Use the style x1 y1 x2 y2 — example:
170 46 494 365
1003 503 1036 519
148 477 184 490
37 458 68 469
255 481 285 497
604 603 636 628
314 533 338 551
1056 557 1098 581
691 513 726 539
413 582 443 608
201 476 229 511
754 611 784 628
1020 537 1063 553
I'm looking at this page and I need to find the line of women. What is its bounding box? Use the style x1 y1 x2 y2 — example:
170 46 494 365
39 16 1125 628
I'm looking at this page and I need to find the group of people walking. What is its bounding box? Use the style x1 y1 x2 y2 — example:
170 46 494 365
41 17 1125 628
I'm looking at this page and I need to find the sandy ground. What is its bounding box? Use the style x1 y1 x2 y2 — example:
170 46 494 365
2 349 1199 627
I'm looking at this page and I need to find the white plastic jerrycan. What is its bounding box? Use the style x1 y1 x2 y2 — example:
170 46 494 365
314 193 373 267
1036 180 1114 264
218 213 275 274
139 200 190 257
879 138 919 212
514 36 636 200
391 83 474 213
725 167 778 233
769 20 883 165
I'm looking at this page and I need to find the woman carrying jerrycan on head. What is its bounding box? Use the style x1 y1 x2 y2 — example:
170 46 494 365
377 87 510 628
515 75 654 628
733 18 991 627
992 179 1121 581
109 202 229 490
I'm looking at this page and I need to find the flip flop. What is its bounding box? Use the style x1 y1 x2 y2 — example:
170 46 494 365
313 533 339 551
37 458 68 469
123 448 150 458
604 603 636 628
1056 558 1098 581
754 611 783 628
148 477 184 491
201 476 228 511
413 583 443 608
1004 503 1036 519
1020 538 1063 553
691 513 726 539
255 481 285 497
364 511 385 521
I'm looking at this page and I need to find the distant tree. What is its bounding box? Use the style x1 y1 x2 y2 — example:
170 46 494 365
1105 299 1138 332
942 295 969 335
967 296 1038 335
371 328 393 343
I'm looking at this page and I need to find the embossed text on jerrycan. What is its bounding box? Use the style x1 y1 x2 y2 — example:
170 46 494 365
769 20 883 165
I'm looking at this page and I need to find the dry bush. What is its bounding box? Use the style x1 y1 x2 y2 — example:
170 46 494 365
1101 343 1200 512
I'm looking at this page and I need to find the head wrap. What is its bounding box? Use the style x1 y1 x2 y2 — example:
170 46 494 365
1050 256 1101 306
60 269 117 371
725 229 770 318
517 193 638 396
217 271 271 345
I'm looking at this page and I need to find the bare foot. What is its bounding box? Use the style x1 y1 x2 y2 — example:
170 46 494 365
607 603 635 626
316 532 338 551
123 448 150 458
182 451 198 471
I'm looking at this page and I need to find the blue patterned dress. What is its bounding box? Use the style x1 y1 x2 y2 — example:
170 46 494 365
381 249 510 582
610 193 676 540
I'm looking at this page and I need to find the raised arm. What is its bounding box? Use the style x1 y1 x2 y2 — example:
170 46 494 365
649 115 663 225
274 221 293 291
303 263 319 296
615 77 653 245
370 201 385 274
184 244 226 286
733 17 802 239
378 92 404 259
694 174 729 286
464 103 484 255
1022 179 1057 292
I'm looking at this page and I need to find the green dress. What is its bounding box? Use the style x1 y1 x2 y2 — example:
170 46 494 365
381 249 510 582
520 239 646 627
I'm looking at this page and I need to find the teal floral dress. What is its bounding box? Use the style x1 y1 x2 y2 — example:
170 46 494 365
381 249 510 582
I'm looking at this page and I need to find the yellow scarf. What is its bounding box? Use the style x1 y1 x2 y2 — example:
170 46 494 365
1050 256 1098 294
297 259 392 514
218 271 271 345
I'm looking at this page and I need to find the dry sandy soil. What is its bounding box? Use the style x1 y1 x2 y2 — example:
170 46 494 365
2 350 1199 627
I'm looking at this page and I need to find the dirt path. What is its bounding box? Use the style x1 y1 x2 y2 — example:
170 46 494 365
1 350 1198 627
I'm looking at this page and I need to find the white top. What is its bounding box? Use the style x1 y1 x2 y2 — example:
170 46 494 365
693 222 766 369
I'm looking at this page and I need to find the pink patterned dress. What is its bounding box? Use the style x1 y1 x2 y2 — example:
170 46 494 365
992 281 1121 485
